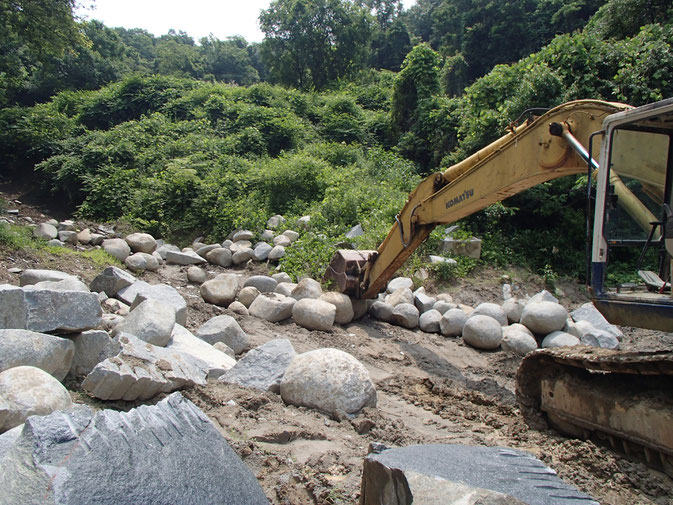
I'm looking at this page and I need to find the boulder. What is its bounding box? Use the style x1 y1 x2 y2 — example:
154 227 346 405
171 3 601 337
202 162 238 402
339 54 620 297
282 230 300 242
387 277 413 293
82 333 208 401
232 247 254 265
113 299 176 347
419 309 442 333
528 290 559 305
280 348 376 417
124 283 188 326
521 302 568 335
166 325 236 378
196 315 248 354
319 292 354 325
252 242 272 261
244 275 278 293
19 269 75 287
206 247 233 267
267 245 286 261
292 299 336 331
228 301 249 316
391 303 420 329
385 287 414 307
297 215 311 228
501 330 538 356
0 366 72 433
33 223 58 240
541 331 581 348
291 278 322 300
187 266 207 284
0 393 270 505
0 329 75 381
67 330 120 377
238 286 261 308
102 238 131 262
503 323 534 338
571 303 623 340
346 224 364 239
272 272 293 284
369 301 394 322
249 293 296 323
471 303 508 326
166 248 208 265
274 282 296 296
125 232 157 253
260 229 275 241
580 330 620 350
135 252 160 271
502 298 524 324
155 243 180 260
58 230 79 245
433 300 456 314
89 266 136 297
220 339 296 393
77 228 92 244
22 288 102 333
273 235 291 247
0 285 27 329
414 291 436 313
462 315 502 350
267 214 286 229
124 253 148 272
439 308 468 337
201 276 239 307
33 277 90 292
351 297 368 320
233 229 255 242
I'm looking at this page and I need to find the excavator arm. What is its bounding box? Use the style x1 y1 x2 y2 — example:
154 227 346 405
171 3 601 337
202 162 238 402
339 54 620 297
326 100 636 298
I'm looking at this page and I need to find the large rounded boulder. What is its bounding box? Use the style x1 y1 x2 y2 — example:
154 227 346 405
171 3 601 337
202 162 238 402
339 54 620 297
280 348 376 417
462 315 503 350
520 301 568 335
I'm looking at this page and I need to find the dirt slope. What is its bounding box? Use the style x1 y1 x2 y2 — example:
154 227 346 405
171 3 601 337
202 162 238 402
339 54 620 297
2 191 673 505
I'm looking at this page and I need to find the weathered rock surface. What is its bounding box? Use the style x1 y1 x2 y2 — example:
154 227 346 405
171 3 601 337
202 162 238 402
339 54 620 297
0 393 270 505
520 301 568 335
20 288 102 333
89 266 136 297
501 330 538 356
360 444 598 505
249 293 295 323
439 309 468 337
541 331 581 348
125 283 187 326
291 278 323 300
386 287 414 307
33 223 58 240
462 315 502 350
238 286 261 308
319 292 354 325
472 303 508 326
580 329 620 349
206 247 233 267
387 277 413 293
102 238 131 261
274 282 296 296
166 248 208 265
125 232 157 253
221 339 296 393
391 303 420 329
82 333 208 401
280 348 376 417
502 299 524 324
369 301 393 322
34 277 90 292
201 276 239 307
0 366 72 433
414 290 436 313
67 330 120 377
19 269 76 287
267 245 286 261
0 329 75 380
253 242 273 261
187 266 207 284
166 325 236 378
419 309 442 333
196 315 248 354
244 275 278 293
292 298 336 331
113 299 176 347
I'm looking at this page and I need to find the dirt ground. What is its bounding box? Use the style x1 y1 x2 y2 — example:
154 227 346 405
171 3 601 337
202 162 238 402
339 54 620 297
2 190 673 505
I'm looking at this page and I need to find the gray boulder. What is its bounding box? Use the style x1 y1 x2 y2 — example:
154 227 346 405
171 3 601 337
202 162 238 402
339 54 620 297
267 214 286 229
19 269 75 287
252 242 272 261
0 366 72 433
233 229 254 242
125 232 157 253
273 235 291 247
541 331 581 348
439 308 468 337
290 278 323 300
472 302 508 326
433 300 456 314
196 244 221 259
187 266 207 284
102 238 131 262
419 309 442 333
155 243 180 260
58 230 79 245
249 293 295 322
77 228 92 244
34 277 90 292
292 298 336 331
280 348 376 417
369 301 394 322
244 275 278 293
124 253 148 272
206 247 233 267
0 285 27 329
386 287 414 307
272 272 293 284
520 301 568 335
462 315 502 350
228 301 249 316
232 247 254 265
166 248 208 265
571 303 623 340
351 297 368 320
135 252 160 271
274 282 296 296
387 277 413 293
501 330 538 356
267 245 286 261
414 291 437 313
22 288 102 333
67 330 120 377
125 283 187 326
319 292 354 325
502 298 524 324
89 266 136 297
33 223 58 240
260 229 275 241
166 325 236 378
201 276 239 307
238 286 261 308
113 299 176 347
220 339 296 393
580 330 620 350
0 393 270 505
528 290 559 304
391 303 420 329
196 315 248 354
0 329 74 381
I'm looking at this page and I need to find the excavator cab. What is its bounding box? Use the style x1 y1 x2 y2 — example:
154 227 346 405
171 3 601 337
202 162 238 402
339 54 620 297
590 97 673 331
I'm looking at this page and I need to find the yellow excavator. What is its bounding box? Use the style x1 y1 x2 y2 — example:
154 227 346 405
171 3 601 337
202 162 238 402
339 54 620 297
325 98 673 475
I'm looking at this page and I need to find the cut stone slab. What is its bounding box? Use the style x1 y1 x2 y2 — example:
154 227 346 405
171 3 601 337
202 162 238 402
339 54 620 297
166 249 208 265
82 333 208 401
0 366 72 433
67 330 120 377
249 293 295 323
19 269 76 287
361 444 598 505
166 325 236 378
292 298 336 331
22 288 102 334
90 266 136 297
0 329 75 381
0 393 270 505
571 302 624 340
114 299 177 347
280 348 376 417
196 315 249 354
220 339 296 393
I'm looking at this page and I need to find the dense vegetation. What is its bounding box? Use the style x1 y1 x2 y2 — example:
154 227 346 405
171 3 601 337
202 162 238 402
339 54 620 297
1 0 672 282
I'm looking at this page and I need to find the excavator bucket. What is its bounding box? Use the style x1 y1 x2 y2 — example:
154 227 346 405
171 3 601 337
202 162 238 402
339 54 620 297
324 249 376 297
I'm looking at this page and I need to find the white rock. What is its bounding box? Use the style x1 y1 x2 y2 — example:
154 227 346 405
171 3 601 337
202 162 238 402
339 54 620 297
274 282 296 296
102 238 131 262
272 272 292 284
297 216 311 228
414 291 436 314
166 325 236 378
319 292 354 325
33 277 90 292
273 235 291 247
166 249 208 265
187 266 207 284
472 303 508 326
502 299 524 324
136 252 160 271
571 303 623 340
229 240 252 253
521 302 568 335
439 308 468 337
125 232 157 253
433 300 456 314
0 329 74 381
196 315 248 354
282 230 299 242
77 228 92 244
113 299 176 347
260 229 275 241
21 288 102 334
267 214 286 229
462 315 502 350
156 243 180 260
541 331 580 348
292 299 336 331
0 366 72 432
280 348 376 417
503 323 534 338
419 309 442 333
249 293 295 323
228 301 249 315
528 290 559 305
580 330 620 350
125 283 187 326
391 303 419 329
387 277 413 293
200 276 239 307
291 278 322 300
502 330 538 356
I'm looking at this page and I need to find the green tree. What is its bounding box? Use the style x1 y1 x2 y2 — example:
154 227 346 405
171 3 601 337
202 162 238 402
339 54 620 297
199 36 259 85
259 0 373 89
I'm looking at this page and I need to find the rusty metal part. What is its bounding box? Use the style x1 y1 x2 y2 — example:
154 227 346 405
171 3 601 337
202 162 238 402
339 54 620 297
517 346 673 475
324 249 376 297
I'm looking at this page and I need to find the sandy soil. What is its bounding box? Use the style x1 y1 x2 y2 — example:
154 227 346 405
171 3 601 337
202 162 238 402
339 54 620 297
2 190 673 505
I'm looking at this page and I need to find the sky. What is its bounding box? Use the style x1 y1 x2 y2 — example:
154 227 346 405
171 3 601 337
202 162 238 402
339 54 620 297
76 0 417 44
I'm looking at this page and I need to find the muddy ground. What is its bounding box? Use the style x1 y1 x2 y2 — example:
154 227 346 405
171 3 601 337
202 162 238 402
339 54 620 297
2 190 673 505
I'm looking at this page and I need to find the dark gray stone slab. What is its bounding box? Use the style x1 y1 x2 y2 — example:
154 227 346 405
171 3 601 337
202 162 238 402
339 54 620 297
361 444 598 505
0 393 269 505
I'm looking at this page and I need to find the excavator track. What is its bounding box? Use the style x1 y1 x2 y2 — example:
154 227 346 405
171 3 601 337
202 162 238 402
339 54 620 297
516 346 673 476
